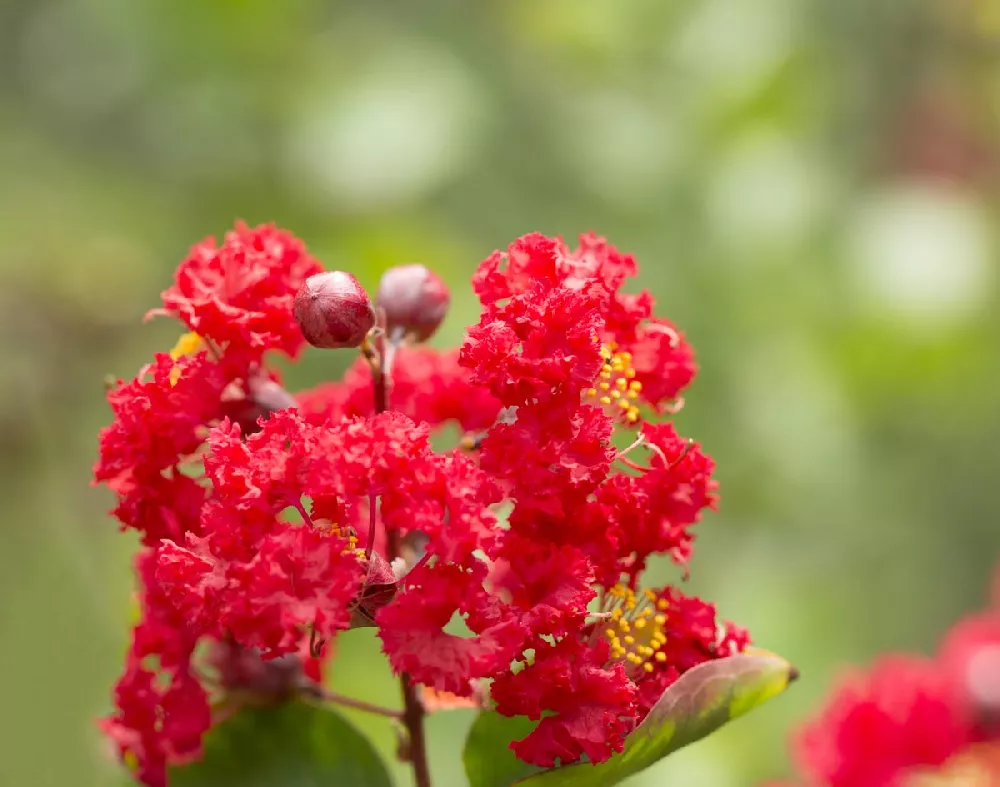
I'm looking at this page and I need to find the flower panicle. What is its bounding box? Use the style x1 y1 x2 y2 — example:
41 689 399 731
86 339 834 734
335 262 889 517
95 223 746 784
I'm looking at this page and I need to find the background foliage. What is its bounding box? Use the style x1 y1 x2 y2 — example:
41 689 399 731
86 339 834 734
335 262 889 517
1 0 999 785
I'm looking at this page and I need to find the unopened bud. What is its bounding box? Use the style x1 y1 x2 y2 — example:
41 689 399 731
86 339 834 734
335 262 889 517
394 722 412 763
210 640 305 704
294 271 375 349
249 377 297 413
966 644 1000 731
225 376 298 437
376 264 450 342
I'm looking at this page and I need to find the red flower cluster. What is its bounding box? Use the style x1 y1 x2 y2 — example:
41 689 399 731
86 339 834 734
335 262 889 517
95 224 748 785
782 572 1000 787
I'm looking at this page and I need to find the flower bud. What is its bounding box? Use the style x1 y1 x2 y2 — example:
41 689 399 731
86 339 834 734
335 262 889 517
224 376 298 437
376 264 450 342
249 376 298 413
966 644 1000 732
394 722 412 763
210 640 308 704
294 271 375 349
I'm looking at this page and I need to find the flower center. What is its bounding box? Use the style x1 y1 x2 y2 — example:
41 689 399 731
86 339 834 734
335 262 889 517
314 517 367 561
600 584 669 675
584 344 642 423
335 527 367 560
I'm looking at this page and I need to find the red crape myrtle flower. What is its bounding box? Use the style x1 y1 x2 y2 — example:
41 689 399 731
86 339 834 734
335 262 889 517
152 221 323 365
784 570 1000 787
95 224 749 785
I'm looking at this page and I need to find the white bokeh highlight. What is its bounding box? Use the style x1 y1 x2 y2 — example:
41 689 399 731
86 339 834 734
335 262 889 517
846 184 995 330
286 43 487 212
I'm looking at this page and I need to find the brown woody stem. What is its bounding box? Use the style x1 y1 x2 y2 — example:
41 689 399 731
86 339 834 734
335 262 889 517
370 329 432 787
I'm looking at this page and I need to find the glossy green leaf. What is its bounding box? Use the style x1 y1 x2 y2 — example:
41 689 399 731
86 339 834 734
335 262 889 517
170 700 393 787
514 652 797 787
463 710 546 787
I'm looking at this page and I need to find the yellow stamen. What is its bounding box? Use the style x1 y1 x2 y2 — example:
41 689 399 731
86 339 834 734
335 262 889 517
168 332 203 386
169 331 203 360
599 583 672 678
582 344 644 425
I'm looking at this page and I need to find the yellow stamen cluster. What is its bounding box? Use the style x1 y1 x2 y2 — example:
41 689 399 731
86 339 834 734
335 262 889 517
322 522 367 561
340 528 366 560
584 344 642 424
123 750 140 774
602 584 669 675
168 331 204 386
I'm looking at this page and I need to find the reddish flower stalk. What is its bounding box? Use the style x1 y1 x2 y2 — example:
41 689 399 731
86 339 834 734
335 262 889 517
311 687 404 720
370 326 433 787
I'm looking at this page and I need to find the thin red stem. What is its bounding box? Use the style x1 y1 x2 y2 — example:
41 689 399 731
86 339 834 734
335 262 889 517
616 455 647 472
365 491 377 561
294 499 315 527
204 337 225 363
371 331 432 787
315 687 404 719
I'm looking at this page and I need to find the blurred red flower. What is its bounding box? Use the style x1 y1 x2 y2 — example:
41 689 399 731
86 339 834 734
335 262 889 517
782 571 1000 787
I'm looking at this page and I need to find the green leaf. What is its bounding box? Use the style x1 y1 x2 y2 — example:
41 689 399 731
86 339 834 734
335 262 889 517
170 700 394 787
514 652 797 787
463 710 546 787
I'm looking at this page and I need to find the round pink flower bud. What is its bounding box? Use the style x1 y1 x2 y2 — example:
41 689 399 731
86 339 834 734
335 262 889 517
376 264 450 342
294 271 375 349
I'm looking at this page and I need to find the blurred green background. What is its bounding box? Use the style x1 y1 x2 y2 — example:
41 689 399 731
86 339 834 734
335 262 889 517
2 0 1000 784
